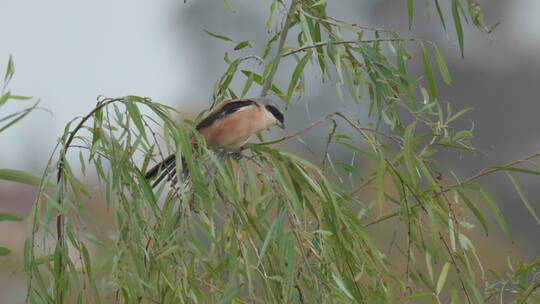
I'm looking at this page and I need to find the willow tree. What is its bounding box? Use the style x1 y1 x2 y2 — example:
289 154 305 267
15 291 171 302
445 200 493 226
25 1 539 303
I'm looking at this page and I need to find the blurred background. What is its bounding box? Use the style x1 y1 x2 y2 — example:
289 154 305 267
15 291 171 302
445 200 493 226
1 0 539 301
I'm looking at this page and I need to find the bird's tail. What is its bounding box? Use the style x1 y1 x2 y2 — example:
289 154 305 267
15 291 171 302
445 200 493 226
145 154 188 188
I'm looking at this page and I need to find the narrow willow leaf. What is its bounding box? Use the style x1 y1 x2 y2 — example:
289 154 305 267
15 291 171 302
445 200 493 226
505 172 540 226
452 0 465 56
0 101 38 133
0 93 31 108
124 99 147 141
450 283 460 303
298 9 314 45
403 122 418 186
434 0 447 30
0 168 54 187
436 262 451 295
396 44 407 75
421 44 437 98
457 191 489 235
234 40 251 50
223 0 236 13
9 95 31 100
332 273 354 300
203 29 233 42
0 213 22 221
241 71 254 97
241 70 285 100
286 52 311 101
265 0 277 32
407 0 414 29
434 45 452 84
376 152 386 212
257 209 284 267
263 32 279 59
480 189 512 241
0 92 10 108
447 108 472 123
4 55 14 82
0 247 11 256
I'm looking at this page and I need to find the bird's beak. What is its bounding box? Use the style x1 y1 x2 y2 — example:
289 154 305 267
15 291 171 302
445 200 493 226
277 122 285 129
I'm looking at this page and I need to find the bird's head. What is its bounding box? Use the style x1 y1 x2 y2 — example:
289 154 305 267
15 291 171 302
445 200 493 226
255 97 285 130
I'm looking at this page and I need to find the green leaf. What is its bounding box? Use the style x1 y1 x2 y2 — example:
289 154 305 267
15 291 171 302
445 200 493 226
403 122 418 186
124 98 147 141
0 169 54 188
241 70 285 100
452 0 465 57
421 43 437 98
0 213 22 221
447 108 472 123
436 262 451 295
203 29 233 42
505 172 540 226
234 41 251 50
376 152 386 211
257 209 285 267
298 10 314 45
433 0 447 30
480 189 512 241
407 0 414 29
457 191 489 235
434 45 452 84
0 247 11 256
265 0 277 33
223 0 236 13
332 273 354 300
0 93 31 108
286 52 311 101
4 55 14 82
0 92 10 108
0 101 39 133
9 95 32 100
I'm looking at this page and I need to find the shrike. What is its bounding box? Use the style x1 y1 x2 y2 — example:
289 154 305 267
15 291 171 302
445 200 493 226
145 97 285 187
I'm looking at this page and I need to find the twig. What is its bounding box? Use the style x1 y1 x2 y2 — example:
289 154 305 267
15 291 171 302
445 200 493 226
327 16 395 33
322 119 337 170
439 232 473 304
460 150 540 185
283 38 420 57
259 112 400 146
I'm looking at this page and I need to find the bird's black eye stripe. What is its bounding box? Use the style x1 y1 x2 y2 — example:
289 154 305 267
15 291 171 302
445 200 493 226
196 100 255 130
265 105 284 124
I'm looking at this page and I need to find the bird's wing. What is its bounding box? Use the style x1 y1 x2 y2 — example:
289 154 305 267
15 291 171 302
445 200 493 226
196 98 257 130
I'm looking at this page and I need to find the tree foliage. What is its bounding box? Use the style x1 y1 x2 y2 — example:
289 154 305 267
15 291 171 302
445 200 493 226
0 56 42 256
22 1 539 303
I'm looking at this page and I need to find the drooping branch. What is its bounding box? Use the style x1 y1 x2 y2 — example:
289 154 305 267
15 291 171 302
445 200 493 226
260 0 299 97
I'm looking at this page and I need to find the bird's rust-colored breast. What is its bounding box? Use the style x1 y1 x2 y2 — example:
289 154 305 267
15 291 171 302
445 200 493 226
199 104 262 150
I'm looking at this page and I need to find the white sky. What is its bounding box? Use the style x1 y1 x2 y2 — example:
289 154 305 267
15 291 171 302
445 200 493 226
0 0 191 171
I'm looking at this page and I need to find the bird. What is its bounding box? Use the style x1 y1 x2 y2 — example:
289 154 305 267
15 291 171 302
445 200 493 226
145 97 285 187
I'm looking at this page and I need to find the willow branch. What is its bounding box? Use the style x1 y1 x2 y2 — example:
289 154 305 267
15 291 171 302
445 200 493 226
283 38 421 57
460 150 540 185
260 0 298 96
364 150 540 228
259 112 400 146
